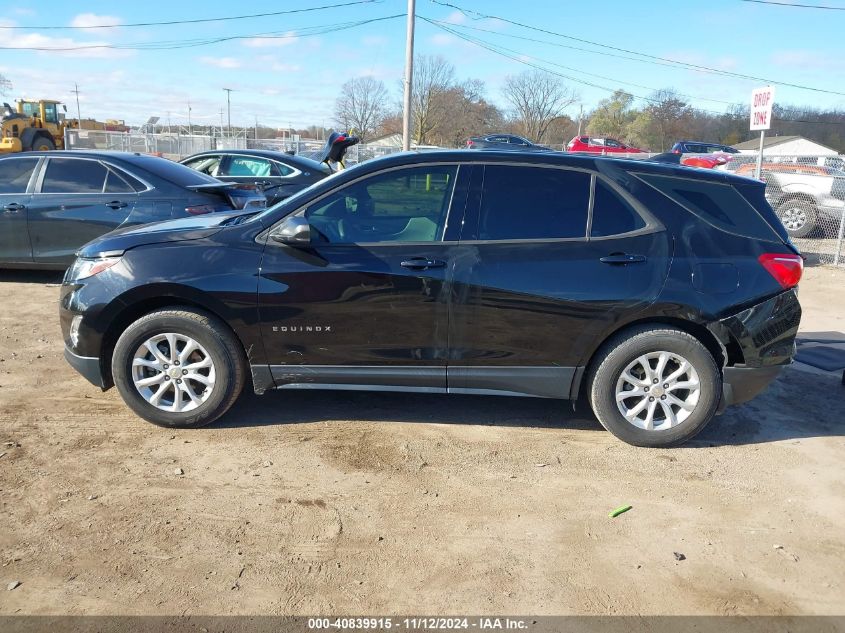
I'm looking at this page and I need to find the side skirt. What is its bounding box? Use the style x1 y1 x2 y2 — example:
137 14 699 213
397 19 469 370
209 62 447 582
258 365 577 399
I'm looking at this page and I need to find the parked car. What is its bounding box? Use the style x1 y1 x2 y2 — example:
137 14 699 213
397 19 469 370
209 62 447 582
0 151 265 269
671 141 740 155
567 136 644 154
680 154 730 169
466 134 552 151
733 162 845 238
60 150 802 447
179 149 331 206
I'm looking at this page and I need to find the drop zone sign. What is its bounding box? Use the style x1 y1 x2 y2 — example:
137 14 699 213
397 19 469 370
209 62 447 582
750 86 775 131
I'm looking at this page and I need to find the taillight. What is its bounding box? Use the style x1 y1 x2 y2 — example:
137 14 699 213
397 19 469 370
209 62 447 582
758 253 803 289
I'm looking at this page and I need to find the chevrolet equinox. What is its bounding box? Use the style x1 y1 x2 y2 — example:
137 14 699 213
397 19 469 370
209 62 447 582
60 150 803 447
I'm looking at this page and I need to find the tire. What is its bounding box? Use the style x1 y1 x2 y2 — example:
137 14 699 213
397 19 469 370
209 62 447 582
111 308 246 428
776 199 817 239
588 326 721 447
30 136 55 152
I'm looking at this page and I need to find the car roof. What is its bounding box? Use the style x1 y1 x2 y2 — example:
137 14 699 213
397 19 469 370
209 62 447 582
182 148 326 170
349 149 751 185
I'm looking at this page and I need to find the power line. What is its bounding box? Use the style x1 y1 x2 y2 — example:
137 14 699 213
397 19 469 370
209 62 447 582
421 17 844 126
0 15 404 51
425 17 738 107
429 0 845 97
740 0 845 9
0 0 382 29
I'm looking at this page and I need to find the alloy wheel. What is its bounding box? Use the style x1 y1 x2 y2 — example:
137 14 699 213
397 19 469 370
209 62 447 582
131 333 216 412
615 351 701 431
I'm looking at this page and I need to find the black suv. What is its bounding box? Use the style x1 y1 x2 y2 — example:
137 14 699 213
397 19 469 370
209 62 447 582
60 151 803 447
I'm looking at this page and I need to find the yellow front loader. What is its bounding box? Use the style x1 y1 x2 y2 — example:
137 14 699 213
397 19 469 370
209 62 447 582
0 99 72 153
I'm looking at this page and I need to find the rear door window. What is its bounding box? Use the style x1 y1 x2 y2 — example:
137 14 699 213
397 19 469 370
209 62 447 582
477 165 590 240
0 158 39 193
591 179 646 237
225 157 275 178
41 158 108 194
636 173 781 241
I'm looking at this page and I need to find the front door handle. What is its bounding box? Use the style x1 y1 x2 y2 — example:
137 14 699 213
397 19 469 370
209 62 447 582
105 201 127 210
600 253 647 265
401 257 446 270
3 203 25 213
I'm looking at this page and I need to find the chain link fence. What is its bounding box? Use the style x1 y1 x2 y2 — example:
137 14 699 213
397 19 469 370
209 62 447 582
62 131 845 266
64 129 405 165
724 154 845 266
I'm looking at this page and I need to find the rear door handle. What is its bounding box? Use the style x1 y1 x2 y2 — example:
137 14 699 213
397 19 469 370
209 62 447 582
600 253 647 265
105 201 127 209
3 203 25 213
401 257 446 270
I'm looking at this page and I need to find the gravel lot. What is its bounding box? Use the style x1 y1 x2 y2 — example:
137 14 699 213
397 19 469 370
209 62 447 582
0 266 843 616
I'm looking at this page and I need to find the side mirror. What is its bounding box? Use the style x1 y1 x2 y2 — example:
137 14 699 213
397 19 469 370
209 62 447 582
269 216 311 246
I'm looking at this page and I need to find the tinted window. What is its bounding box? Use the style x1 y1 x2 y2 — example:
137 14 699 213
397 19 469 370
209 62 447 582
0 158 38 193
478 166 590 240
591 180 646 237
306 165 458 244
605 139 623 148
104 169 135 194
41 159 107 194
273 160 294 176
123 155 220 187
637 173 780 241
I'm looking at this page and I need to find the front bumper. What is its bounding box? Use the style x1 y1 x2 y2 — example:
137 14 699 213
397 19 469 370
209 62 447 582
64 346 105 389
718 364 784 412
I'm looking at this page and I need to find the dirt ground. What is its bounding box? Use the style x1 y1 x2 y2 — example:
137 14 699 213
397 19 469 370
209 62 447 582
0 266 843 616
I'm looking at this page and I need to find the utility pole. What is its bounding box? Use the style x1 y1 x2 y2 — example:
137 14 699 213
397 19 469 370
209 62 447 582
223 88 233 138
577 104 583 136
167 111 171 135
71 83 82 129
255 115 259 141
401 0 415 151
219 109 224 139
187 102 192 136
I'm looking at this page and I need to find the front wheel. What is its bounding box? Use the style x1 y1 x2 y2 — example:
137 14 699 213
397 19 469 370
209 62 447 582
111 308 246 427
30 136 55 152
588 326 721 447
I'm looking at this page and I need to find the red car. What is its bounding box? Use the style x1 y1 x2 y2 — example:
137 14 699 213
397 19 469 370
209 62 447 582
566 136 644 154
681 154 730 169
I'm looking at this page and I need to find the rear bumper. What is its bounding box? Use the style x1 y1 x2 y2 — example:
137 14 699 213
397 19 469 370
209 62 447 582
718 364 784 412
64 346 106 389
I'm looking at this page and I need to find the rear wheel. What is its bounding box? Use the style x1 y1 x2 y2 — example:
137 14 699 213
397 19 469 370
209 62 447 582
30 136 55 152
776 199 817 238
111 308 246 427
588 326 721 447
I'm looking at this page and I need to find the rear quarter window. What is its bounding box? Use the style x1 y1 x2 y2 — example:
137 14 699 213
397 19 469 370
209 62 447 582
636 172 781 242
591 179 646 237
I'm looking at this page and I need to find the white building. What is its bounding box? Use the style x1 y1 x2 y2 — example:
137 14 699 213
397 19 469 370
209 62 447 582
732 135 838 156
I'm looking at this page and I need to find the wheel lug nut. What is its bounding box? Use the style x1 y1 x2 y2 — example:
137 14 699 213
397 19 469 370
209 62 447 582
664 384 669 389
164 376 170 381
649 397 655 402
644 386 649 392
174 361 180 366
653 379 658 384
164 364 169 369
176 379 182 384
661 395 666 400
182 369 188 375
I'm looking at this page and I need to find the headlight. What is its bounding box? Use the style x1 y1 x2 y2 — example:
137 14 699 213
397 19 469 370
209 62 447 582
66 256 121 281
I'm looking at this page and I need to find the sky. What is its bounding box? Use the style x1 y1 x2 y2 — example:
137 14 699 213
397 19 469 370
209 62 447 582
0 0 843 132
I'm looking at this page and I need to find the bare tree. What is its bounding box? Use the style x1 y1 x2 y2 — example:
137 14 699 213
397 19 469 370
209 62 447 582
0 73 11 97
333 76 388 142
411 55 456 145
502 70 578 143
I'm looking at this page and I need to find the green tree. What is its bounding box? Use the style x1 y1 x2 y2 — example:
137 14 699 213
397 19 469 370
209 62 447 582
586 90 636 139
